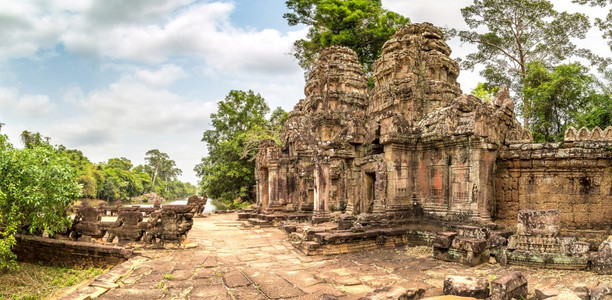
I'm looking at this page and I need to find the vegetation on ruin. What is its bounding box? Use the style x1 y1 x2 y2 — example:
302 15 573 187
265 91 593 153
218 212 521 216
195 90 287 207
0 262 104 299
284 0 410 74
0 133 81 270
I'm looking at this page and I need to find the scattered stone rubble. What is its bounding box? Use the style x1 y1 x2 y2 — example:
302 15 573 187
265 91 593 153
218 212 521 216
244 21 612 272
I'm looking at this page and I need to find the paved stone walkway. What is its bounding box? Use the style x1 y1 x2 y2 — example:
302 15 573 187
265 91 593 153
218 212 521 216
61 213 612 299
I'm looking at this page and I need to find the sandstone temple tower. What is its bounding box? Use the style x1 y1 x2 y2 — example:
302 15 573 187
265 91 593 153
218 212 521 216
253 23 612 232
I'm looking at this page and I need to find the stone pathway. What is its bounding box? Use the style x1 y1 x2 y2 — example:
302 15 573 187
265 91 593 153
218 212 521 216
60 213 612 299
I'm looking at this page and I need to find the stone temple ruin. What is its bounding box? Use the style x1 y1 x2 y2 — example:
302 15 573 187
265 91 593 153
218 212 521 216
242 23 612 270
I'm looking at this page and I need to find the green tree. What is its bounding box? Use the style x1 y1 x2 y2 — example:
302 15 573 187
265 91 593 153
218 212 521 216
470 82 499 102
456 0 590 126
20 130 50 149
284 0 410 73
0 134 81 269
144 149 178 189
106 157 133 171
522 61 607 142
196 90 282 206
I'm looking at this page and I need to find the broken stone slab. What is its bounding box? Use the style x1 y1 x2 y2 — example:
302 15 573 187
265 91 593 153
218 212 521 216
443 275 489 299
359 286 425 300
433 232 457 249
536 287 560 300
490 272 527 300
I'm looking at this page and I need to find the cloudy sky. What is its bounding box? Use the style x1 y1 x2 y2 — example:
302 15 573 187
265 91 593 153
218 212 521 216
0 0 609 184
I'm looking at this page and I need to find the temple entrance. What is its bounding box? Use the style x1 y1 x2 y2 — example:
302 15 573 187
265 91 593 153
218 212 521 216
364 172 376 213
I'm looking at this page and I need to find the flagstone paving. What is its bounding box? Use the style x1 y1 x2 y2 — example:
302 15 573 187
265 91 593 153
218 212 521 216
59 213 612 299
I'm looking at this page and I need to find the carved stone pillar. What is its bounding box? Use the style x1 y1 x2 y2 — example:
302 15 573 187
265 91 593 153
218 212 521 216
313 161 331 223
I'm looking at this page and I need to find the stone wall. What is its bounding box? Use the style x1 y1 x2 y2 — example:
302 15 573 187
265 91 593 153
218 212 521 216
14 234 133 268
495 126 612 230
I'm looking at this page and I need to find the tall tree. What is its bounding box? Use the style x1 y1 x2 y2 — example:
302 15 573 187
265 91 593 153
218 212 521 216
144 149 171 189
196 90 280 206
456 0 590 126
284 0 410 73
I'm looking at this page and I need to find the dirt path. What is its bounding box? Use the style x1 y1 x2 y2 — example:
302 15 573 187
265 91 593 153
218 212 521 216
60 213 612 299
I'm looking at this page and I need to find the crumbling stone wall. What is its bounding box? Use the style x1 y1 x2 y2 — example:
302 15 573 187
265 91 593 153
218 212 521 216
495 126 612 230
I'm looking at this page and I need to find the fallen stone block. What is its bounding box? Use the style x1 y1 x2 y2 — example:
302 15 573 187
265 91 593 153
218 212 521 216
450 237 487 253
590 285 612 300
443 275 489 299
433 232 457 249
490 272 527 300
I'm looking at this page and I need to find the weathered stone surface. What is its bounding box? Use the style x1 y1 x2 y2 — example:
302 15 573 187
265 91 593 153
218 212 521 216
536 287 560 300
187 195 207 216
360 286 425 300
450 237 487 253
516 210 560 237
71 206 105 239
433 232 457 249
490 272 527 300
443 276 488 299
590 285 612 300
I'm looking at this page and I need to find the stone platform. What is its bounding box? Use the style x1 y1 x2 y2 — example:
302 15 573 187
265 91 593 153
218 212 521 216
57 213 612 299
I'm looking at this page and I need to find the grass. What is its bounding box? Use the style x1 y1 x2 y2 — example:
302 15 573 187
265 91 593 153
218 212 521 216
0 262 105 300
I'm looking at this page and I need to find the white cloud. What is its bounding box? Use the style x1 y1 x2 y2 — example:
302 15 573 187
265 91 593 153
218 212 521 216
50 65 215 148
0 0 306 77
131 64 187 88
0 87 18 108
16 94 54 116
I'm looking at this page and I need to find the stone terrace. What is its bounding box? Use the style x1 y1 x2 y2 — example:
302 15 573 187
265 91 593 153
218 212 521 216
59 213 612 299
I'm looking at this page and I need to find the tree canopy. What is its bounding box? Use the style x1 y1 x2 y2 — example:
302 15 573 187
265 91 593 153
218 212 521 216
196 90 286 207
284 0 410 73
522 61 611 142
456 0 591 125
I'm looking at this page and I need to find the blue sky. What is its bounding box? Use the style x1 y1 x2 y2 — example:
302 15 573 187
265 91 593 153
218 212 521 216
0 0 608 184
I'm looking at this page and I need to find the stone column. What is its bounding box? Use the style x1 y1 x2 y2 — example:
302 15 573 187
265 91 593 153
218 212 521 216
313 161 331 223
265 165 280 212
476 147 496 224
